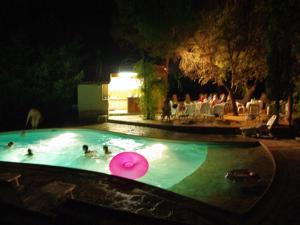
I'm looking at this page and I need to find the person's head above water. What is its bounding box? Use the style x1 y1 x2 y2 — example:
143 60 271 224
103 145 111 154
27 148 33 156
7 141 14 148
82 145 89 153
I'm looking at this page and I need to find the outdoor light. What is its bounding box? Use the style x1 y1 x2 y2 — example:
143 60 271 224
117 71 138 78
109 76 141 91
117 60 137 78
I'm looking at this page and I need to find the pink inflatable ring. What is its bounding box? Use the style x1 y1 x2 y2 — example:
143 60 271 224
109 152 149 179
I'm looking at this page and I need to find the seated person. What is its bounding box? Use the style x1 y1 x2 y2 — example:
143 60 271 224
103 145 111 154
206 93 213 102
170 94 179 117
26 148 34 156
219 93 226 103
161 98 171 121
7 141 14 148
202 94 209 102
184 93 192 105
210 93 219 106
178 101 186 114
170 94 179 106
82 145 97 157
198 93 206 102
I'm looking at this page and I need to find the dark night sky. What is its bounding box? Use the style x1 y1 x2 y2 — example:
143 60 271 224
0 1 125 74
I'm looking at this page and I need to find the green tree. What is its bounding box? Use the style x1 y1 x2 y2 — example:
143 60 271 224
134 59 166 119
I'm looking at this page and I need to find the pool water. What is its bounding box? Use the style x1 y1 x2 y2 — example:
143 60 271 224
0 129 208 189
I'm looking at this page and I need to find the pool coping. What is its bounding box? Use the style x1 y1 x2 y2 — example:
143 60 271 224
108 118 241 135
240 140 277 215
82 123 259 144
0 126 259 146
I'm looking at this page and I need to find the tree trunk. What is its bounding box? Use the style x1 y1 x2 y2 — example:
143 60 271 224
229 90 238 116
145 74 151 120
224 86 238 116
242 84 257 104
143 59 151 120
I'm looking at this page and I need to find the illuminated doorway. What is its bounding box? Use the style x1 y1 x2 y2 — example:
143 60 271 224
108 72 141 114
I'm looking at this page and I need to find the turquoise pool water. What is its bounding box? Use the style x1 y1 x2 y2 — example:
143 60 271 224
0 129 207 189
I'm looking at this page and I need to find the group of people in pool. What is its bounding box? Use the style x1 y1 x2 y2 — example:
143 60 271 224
82 144 111 158
6 141 33 156
6 141 112 159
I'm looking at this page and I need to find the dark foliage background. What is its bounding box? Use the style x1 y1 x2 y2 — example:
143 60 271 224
0 0 121 130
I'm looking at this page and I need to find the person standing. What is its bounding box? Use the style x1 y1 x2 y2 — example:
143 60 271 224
26 108 42 129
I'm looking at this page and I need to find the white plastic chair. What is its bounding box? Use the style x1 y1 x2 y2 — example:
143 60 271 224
199 102 215 120
179 103 195 120
246 104 260 122
236 102 245 114
185 103 196 118
241 115 277 137
212 104 225 119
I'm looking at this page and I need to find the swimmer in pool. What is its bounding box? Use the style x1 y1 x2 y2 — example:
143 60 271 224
7 141 14 148
26 148 33 156
82 145 97 158
103 145 111 155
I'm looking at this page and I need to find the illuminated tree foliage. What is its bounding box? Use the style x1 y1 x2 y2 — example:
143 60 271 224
177 1 267 115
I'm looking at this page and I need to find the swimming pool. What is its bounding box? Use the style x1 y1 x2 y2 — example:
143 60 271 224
0 129 208 189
